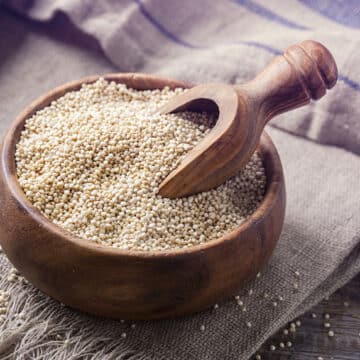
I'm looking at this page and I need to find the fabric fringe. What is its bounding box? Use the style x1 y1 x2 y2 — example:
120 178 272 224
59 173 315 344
0 257 159 360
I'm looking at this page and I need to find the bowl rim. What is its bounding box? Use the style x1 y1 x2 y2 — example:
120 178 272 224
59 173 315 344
1 73 284 259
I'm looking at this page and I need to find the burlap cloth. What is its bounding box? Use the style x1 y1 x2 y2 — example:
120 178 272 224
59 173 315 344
0 1 359 359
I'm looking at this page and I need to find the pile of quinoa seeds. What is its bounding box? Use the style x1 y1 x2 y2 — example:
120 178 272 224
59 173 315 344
15 79 266 251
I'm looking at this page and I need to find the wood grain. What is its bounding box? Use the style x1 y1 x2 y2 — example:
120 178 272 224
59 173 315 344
0 74 286 320
258 274 360 360
158 40 338 198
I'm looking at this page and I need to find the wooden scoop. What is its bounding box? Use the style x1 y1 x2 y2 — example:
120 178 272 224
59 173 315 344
158 40 337 198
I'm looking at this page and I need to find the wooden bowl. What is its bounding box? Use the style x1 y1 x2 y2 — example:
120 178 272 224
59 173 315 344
0 74 286 320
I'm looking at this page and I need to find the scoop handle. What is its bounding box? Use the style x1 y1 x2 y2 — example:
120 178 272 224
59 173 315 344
239 40 337 126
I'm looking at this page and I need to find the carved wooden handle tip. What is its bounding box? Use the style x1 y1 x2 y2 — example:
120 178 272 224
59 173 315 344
300 40 338 90
284 40 338 100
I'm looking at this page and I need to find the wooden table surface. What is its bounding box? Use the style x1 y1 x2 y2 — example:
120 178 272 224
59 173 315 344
257 274 360 360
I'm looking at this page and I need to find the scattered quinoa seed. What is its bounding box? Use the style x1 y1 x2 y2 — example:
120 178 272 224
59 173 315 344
0 291 9 316
286 341 292 347
270 345 276 351
324 313 330 320
200 325 205 332
324 322 331 328
295 320 301 327
121 332 127 339
255 355 261 360
279 342 285 348
17 312 25 320
15 79 266 252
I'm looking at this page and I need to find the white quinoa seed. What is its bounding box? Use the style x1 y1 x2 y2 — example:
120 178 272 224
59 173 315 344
15 79 266 252
328 330 334 337
237 300 244 307
0 291 10 316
